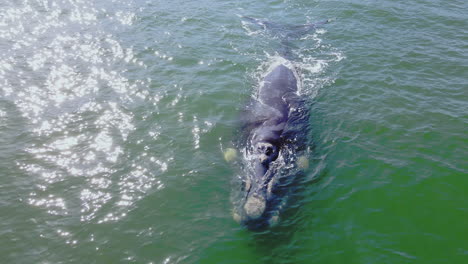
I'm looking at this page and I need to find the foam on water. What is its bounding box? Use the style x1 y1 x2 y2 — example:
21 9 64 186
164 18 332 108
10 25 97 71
248 26 343 101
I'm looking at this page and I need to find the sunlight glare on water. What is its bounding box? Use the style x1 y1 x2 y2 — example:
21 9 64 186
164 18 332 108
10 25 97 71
1 0 170 239
0 0 466 263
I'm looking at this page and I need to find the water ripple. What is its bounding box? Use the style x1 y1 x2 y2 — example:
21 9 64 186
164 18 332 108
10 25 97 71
0 0 169 229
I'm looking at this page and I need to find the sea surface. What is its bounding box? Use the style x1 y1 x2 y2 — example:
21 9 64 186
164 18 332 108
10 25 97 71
0 0 466 263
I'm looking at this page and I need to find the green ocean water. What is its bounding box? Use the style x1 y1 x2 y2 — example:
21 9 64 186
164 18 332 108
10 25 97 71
0 0 467 263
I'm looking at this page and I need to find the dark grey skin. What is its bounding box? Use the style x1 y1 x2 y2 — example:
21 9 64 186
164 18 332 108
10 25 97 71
233 16 330 229
236 64 299 227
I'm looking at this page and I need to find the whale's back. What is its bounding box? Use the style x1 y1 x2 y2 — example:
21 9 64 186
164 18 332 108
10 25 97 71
258 64 298 116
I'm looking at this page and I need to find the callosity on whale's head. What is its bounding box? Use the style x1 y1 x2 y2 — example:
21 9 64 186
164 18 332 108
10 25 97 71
232 139 285 229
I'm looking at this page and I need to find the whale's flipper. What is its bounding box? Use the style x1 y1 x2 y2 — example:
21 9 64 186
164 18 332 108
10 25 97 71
224 148 238 162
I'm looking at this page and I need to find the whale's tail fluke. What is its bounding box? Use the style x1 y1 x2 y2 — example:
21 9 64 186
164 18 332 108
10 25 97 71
241 16 333 36
241 16 334 59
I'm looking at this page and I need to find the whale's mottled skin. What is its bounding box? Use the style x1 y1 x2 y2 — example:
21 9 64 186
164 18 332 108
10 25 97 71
232 16 330 229
235 64 301 228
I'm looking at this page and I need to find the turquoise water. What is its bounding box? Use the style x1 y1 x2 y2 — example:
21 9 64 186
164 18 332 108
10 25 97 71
0 0 467 263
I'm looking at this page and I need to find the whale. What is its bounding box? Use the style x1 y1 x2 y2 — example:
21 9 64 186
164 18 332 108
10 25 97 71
229 17 332 230
234 63 301 228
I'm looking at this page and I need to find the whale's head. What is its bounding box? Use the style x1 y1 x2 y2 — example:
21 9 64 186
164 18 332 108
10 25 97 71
256 142 279 167
233 141 284 229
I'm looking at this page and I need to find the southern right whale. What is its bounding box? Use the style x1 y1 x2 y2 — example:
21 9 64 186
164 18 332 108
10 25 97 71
230 16 332 230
